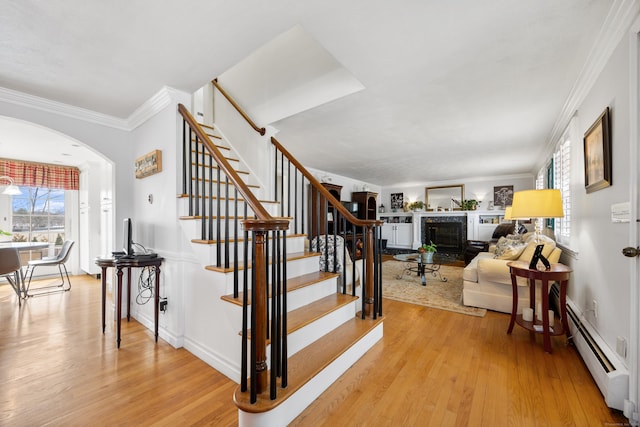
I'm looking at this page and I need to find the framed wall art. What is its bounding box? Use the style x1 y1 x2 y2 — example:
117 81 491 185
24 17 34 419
583 106 611 193
493 185 513 209
390 193 404 210
135 149 162 179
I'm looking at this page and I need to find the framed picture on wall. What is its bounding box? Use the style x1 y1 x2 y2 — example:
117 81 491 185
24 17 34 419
390 193 404 210
583 106 611 193
493 185 513 209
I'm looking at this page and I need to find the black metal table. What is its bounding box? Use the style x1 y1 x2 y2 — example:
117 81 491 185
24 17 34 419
393 253 452 284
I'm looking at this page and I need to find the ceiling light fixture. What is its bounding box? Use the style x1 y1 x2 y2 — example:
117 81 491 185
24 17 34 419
0 176 22 195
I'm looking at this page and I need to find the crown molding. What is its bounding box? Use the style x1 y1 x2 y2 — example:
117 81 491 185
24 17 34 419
126 86 180 130
0 86 130 130
544 0 640 153
0 85 185 132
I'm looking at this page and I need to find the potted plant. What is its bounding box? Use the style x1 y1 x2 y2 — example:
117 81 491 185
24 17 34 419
462 199 479 210
0 229 10 242
417 241 437 263
408 201 425 212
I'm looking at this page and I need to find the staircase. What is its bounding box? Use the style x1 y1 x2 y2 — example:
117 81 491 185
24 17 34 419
176 97 384 426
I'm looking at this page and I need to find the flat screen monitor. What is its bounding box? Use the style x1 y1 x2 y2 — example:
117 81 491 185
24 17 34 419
123 218 133 256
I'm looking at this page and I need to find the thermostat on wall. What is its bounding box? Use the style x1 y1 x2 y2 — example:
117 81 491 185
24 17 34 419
611 202 630 223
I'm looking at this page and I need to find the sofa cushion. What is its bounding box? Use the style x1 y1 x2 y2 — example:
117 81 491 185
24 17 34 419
462 252 493 283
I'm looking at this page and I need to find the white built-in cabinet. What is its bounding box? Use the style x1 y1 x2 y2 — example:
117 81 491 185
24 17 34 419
466 211 505 241
79 162 113 276
380 213 413 248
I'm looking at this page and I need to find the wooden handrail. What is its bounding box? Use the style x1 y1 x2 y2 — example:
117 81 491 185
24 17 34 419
178 103 282 225
212 79 266 136
270 136 382 229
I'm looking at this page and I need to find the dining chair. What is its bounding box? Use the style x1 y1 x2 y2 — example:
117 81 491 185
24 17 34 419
0 247 26 305
24 240 74 297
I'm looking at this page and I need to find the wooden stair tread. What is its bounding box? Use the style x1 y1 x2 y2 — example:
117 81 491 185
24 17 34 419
245 293 359 340
206 250 320 274
175 195 278 204
221 270 339 306
234 315 384 413
189 229 301 245
196 122 215 131
187 178 259 188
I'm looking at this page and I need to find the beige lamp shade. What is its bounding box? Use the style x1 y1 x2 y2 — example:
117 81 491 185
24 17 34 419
511 189 564 219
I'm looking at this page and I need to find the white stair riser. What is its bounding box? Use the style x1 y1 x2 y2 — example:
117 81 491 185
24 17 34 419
178 198 280 218
185 235 307 267
224 276 338 321
283 300 357 357
238 323 384 427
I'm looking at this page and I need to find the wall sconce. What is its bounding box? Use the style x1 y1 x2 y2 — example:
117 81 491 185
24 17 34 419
0 176 22 195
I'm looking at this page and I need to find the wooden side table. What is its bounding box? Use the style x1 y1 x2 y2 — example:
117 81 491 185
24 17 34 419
506 260 572 353
95 256 164 348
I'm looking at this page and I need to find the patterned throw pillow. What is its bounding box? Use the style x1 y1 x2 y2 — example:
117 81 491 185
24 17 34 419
494 234 527 260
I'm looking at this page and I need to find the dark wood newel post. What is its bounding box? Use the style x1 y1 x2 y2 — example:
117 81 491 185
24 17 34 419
252 230 268 393
242 218 290 395
364 225 375 317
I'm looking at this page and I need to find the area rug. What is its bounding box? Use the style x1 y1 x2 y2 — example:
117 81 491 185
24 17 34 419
382 260 486 317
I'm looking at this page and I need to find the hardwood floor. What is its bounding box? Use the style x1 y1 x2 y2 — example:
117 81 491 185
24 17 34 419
0 275 628 426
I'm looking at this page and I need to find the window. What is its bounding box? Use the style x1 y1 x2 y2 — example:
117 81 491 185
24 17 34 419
538 127 571 244
11 186 66 246
554 138 571 242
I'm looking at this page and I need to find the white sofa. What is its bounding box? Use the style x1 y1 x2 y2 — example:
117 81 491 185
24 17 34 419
462 232 562 313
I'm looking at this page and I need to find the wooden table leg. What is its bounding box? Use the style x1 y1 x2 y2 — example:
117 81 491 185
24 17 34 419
116 266 123 349
154 266 161 342
507 269 519 334
100 266 108 333
126 267 131 322
541 279 552 353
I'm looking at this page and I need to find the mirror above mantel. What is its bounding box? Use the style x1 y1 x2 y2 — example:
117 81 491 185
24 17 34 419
425 184 464 211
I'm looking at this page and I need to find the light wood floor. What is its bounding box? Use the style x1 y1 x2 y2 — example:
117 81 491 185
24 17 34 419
0 275 628 426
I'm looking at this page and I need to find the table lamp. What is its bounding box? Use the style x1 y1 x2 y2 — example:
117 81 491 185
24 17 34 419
0 176 21 195
511 189 563 243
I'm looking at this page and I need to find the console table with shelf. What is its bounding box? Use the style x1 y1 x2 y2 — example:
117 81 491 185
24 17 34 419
506 260 572 353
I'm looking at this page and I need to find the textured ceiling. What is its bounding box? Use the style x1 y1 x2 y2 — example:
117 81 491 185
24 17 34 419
0 0 623 185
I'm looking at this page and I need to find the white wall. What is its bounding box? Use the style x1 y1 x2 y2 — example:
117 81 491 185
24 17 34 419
306 167 382 201
380 175 534 212
561 30 632 361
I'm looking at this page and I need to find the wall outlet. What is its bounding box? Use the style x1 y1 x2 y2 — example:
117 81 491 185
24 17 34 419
593 300 598 319
160 298 168 312
616 336 627 358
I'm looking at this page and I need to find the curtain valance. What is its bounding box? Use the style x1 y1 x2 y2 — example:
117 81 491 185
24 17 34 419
0 158 79 190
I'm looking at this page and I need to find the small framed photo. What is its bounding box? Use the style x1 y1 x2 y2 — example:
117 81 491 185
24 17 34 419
584 107 612 193
390 193 404 210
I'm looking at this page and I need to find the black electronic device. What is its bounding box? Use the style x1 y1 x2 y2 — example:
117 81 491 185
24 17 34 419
529 244 551 270
133 253 158 260
123 218 133 256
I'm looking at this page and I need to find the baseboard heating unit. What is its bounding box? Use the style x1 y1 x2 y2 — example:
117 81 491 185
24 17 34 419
556 291 629 411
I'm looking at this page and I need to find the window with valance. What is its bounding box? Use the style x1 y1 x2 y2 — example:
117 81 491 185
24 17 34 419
0 158 79 190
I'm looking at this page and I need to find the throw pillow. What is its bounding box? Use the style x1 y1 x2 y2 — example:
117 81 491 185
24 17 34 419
494 234 527 260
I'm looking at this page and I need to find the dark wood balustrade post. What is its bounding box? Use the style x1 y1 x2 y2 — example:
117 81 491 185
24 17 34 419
243 218 289 396
252 230 268 393
364 225 375 317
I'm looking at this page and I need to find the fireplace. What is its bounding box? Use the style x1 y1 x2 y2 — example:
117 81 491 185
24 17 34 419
421 216 466 257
